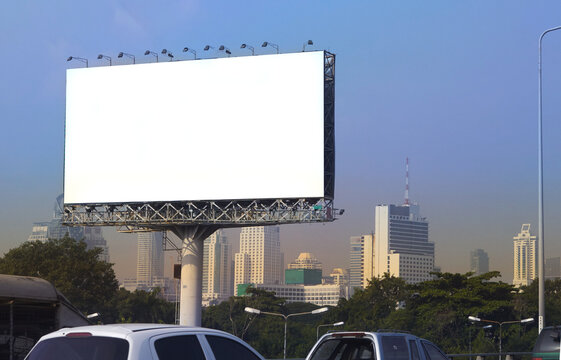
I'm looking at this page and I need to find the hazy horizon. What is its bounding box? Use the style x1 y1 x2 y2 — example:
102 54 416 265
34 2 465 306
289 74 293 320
3 1 561 285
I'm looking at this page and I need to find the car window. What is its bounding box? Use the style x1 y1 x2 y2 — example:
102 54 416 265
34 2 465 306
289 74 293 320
205 335 261 360
381 336 409 360
421 341 448 360
26 336 129 360
309 338 374 360
534 328 561 353
154 335 205 360
409 340 420 360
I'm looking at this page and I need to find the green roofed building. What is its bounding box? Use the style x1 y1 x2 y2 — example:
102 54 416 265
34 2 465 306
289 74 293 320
236 283 254 296
285 269 322 285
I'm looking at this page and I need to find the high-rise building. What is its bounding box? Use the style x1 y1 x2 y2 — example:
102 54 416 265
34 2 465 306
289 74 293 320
348 234 374 289
288 252 322 270
349 236 364 289
470 249 489 275
28 194 110 262
374 204 434 284
513 224 537 287
28 222 50 242
136 232 164 290
234 226 282 295
202 230 232 305
546 257 561 280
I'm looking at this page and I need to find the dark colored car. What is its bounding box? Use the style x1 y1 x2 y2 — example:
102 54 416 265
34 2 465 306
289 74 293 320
533 326 561 360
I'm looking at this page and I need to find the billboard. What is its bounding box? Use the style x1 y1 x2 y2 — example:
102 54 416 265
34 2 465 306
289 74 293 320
64 51 326 205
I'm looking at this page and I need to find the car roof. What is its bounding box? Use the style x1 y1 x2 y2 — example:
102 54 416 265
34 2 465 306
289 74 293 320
41 324 230 340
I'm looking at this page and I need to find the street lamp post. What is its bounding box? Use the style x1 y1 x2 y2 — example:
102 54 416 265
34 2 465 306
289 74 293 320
245 306 328 359
538 25 561 334
316 321 344 340
468 316 534 360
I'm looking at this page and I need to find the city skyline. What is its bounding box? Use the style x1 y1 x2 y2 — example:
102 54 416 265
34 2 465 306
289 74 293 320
3 2 561 285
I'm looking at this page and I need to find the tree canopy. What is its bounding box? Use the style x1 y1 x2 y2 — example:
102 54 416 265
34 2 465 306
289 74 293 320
0 235 119 316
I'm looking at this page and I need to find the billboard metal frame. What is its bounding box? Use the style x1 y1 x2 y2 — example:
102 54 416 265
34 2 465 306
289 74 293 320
61 51 336 327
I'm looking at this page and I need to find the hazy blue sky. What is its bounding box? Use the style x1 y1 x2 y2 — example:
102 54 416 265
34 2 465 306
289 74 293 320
2 1 561 282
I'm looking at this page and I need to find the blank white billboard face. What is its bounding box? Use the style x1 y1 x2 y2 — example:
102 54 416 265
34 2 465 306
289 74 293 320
64 51 325 204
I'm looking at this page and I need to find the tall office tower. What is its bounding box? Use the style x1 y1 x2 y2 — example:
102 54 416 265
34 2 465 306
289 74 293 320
470 249 489 275
136 232 164 290
374 204 434 284
234 226 281 295
513 224 537 287
348 234 374 289
288 252 323 270
546 257 561 280
202 230 232 305
349 236 364 289
30 195 110 262
28 222 50 242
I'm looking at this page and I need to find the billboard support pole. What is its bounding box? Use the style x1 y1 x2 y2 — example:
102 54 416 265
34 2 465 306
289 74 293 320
171 225 219 327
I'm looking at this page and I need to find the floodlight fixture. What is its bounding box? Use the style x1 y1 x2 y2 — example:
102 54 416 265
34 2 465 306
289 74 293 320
261 41 279 54
183 47 197 59
97 54 112 66
117 51 135 64
67 56 88 67
240 43 255 55
303 39 314 52
167 52 174 61
161 49 168 54
144 50 159 62
204 45 215 51
218 45 231 57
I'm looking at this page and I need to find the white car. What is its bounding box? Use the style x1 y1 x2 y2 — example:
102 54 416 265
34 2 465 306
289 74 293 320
25 323 265 360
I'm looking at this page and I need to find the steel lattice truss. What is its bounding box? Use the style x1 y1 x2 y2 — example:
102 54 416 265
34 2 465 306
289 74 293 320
62 198 336 231
62 51 337 232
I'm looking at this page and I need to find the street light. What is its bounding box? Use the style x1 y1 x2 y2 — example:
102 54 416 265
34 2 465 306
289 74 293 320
218 45 231 57
183 47 197 59
241 43 255 55
66 56 88 67
317 321 344 340
117 52 135 64
538 25 561 334
144 50 159 62
97 54 112 66
468 316 534 360
261 41 279 54
245 306 328 359
303 40 313 52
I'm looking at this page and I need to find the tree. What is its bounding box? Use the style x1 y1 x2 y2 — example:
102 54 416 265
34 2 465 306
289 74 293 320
113 288 175 323
0 235 119 317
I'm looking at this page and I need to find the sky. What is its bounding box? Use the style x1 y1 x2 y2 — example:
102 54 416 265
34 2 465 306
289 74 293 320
2 1 561 283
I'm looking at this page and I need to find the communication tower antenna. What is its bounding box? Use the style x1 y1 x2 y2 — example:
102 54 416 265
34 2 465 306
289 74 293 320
404 157 410 206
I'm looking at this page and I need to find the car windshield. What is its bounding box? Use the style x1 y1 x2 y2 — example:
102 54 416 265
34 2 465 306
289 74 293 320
309 338 375 360
26 336 129 360
534 328 561 353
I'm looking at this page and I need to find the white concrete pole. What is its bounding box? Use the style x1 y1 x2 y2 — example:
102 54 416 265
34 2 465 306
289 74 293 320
180 234 203 326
